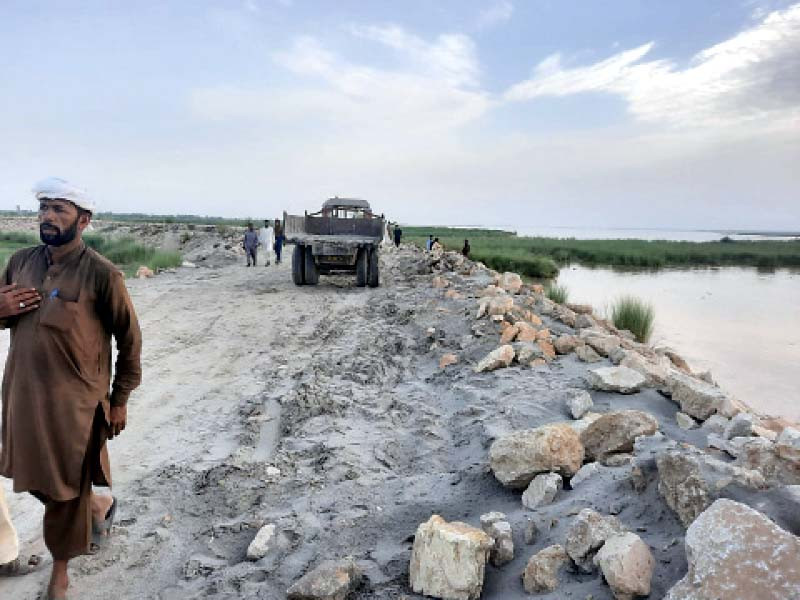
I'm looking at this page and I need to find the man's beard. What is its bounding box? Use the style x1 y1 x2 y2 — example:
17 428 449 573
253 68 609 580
40 216 79 246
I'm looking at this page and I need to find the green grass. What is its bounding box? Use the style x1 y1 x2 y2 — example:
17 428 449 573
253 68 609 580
0 231 182 276
610 295 655 343
545 282 569 304
405 227 560 278
404 226 800 271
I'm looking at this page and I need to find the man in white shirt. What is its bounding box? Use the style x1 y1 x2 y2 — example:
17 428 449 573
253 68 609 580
258 220 275 266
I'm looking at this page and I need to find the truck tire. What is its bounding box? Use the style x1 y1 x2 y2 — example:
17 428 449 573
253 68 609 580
304 245 319 285
367 248 379 287
355 248 368 287
292 244 305 285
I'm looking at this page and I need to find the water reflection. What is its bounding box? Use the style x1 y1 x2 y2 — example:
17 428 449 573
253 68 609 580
556 265 800 421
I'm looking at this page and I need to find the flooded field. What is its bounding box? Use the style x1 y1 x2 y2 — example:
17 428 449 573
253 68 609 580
557 265 800 421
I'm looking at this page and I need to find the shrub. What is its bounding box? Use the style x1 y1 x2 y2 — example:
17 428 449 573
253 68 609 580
610 295 655 343
545 282 569 304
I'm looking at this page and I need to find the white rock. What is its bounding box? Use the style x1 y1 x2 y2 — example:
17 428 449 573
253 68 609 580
570 462 602 488
656 446 766 527
669 373 727 421
724 412 755 440
480 513 514 567
576 344 603 363
587 367 647 394
565 509 626 573
620 352 670 386
287 559 362 600
595 532 655 600
566 390 593 419
521 472 562 509
489 423 585 488
265 466 281 478
522 544 569 594
675 412 698 430
497 272 523 294
409 515 492 600
664 499 800 600
474 345 515 373
246 524 276 561
776 427 800 462
700 414 729 435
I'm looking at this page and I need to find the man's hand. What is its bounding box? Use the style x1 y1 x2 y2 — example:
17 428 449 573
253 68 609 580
109 405 127 439
0 284 41 318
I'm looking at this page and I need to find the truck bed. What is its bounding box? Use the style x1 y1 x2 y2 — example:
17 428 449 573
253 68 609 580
284 213 384 246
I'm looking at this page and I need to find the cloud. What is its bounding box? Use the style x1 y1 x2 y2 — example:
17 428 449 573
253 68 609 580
347 24 480 87
505 4 800 128
476 1 514 30
192 30 491 138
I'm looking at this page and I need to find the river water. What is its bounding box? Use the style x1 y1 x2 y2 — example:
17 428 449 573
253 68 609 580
556 265 800 421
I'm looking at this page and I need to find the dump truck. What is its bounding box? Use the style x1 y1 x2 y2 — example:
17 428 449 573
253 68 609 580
283 198 385 287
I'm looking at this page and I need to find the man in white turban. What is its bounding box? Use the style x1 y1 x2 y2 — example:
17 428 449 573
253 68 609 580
1 177 142 599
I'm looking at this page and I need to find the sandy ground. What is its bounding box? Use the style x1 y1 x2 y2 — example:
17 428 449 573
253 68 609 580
0 240 794 599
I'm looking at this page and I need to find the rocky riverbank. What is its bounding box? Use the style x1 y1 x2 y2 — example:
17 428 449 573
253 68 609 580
0 227 798 599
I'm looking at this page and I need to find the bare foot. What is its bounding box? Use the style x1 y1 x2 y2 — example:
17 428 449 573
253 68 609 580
91 493 114 527
48 560 69 599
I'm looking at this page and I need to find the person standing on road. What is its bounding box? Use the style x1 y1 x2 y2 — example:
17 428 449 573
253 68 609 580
243 222 259 267
462 239 471 258
426 235 434 251
273 219 284 264
0 177 142 600
258 220 274 266
393 225 403 248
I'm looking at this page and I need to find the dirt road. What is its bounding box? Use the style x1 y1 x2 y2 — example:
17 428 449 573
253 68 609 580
1 242 783 599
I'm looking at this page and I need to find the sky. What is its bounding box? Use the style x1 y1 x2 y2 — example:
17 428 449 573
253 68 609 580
1 0 798 229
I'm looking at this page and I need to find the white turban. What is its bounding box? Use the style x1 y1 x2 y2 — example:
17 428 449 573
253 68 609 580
32 177 97 213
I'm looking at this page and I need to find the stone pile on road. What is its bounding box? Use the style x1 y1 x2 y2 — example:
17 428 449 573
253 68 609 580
287 559 362 600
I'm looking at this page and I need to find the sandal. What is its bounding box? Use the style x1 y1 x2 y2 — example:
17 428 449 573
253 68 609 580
0 554 41 576
92 496 117 539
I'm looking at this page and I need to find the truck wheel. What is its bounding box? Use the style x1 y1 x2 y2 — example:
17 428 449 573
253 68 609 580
367 248 379 287
355 248 368 287
304 245 319 285
292 245 305 285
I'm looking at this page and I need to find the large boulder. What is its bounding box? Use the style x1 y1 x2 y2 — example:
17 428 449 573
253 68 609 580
580 329 622 357
287 559 362 600
736 437 800 485
475 345 515 373
565 508 626 573
656 446 767 527
594 532 655 600
522 544 569 594
664 499 800 599
409 515 492 600
489 424 585 488
668 373 728 421
581 410 659 460
497 272 523 294
620 352 671 386
587 367 646 394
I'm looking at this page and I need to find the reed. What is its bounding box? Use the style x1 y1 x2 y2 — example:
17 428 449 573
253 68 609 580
610 295 655 343
545 282 569 304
